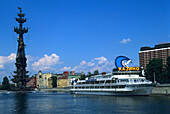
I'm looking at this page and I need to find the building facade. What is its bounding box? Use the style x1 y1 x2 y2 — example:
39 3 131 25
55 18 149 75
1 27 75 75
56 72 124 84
26 76 36 88
36 71 53 88
36 71 84 88
57 76 68 88
139 43 170 70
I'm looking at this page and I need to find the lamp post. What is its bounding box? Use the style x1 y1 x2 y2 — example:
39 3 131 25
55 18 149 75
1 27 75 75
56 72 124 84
154 72 156 83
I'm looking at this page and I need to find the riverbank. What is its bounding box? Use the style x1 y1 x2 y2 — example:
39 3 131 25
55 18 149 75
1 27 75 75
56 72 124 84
150 84 170 96
39 88 70 92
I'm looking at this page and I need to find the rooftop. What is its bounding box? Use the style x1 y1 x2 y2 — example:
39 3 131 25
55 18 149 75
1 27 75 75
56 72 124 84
140 43 170 51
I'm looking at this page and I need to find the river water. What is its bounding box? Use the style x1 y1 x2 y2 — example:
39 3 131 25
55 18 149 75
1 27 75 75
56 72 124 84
0 91 170 114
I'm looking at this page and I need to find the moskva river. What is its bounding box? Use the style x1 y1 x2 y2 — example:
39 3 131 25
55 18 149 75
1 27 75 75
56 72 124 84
0 91 170 114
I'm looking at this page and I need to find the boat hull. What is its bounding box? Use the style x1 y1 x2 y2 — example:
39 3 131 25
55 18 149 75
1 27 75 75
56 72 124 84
70 86 154 96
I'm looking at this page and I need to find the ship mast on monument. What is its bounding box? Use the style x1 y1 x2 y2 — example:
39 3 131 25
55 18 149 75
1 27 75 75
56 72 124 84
12 7 29 89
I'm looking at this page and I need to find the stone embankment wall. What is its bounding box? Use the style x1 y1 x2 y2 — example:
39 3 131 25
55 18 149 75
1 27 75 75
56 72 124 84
39 88 70 92
151 84 170 95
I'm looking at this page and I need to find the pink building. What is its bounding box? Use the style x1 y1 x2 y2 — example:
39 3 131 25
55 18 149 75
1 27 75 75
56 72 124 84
26 76 37 88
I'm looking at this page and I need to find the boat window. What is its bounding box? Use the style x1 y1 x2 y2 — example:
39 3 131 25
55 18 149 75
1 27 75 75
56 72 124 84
95 86 99 88
134 79 137 83
95 81 99 84
86 86 89 89
138 79 140 82
138 79 141 82
99 81 104 84
112 86 118 88
106 86 110 88
106 80 111 83
119 79 129 83
129 79 133 83
90 86 94 89
119 85 126 88
111 80 116 83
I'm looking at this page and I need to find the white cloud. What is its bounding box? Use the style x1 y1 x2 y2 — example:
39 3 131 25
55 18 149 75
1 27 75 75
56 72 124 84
90 61 114 73
26 55 37 62
94 56 107 64
59 66 71 71
0 53 115 79
0 53 16 69
39 67 57 72
70 56 114 74
80 60 86 65
32 53 61 71
87 62 95 67
120 38 131 44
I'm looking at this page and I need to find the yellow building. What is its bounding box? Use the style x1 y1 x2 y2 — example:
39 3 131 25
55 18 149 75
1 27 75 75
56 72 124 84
57 78 68 88
48 78 53 88
36 71 53 88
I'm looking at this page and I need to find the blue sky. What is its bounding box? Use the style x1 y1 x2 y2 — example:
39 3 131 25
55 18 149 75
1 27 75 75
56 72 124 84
0 0 169 82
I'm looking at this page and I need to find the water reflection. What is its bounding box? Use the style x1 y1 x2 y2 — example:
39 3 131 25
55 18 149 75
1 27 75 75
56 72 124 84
71 95 170 114
13 93 28 114
0 92 169 114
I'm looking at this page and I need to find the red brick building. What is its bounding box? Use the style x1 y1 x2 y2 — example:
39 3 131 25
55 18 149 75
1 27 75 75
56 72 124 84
139 43 170 70
26 76 37 88
63 71 69 76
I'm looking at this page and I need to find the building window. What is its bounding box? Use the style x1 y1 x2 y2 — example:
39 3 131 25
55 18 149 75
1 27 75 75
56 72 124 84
39 75 42 78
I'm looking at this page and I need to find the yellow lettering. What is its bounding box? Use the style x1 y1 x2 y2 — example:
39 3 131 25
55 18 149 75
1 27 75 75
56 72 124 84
118 67 122 71
129 67 132 71
136 67 139 71
118 66 140 71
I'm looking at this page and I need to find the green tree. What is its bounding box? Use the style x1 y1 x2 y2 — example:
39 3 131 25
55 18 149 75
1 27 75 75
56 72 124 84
112 68 117 72
1 76 10 90
166 56 170 76
163 56 170 83
51 77 57 88
93 70 99 75
80 74 85 80
146 58 163 83
87 72 92 77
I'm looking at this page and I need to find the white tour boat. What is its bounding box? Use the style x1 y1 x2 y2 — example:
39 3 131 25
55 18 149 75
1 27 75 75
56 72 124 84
70 71 155 96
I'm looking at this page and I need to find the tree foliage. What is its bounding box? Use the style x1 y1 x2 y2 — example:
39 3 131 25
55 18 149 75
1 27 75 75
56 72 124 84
1 76 10 90
51 77 57 88
164 56 170 83
146 57 170 83
93 70 99 75
87 72 92 77
112 68 117 72
166 56 170 76
80 74 85 80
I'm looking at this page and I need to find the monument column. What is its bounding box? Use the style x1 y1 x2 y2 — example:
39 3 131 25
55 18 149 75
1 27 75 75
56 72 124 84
13 7 29 89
